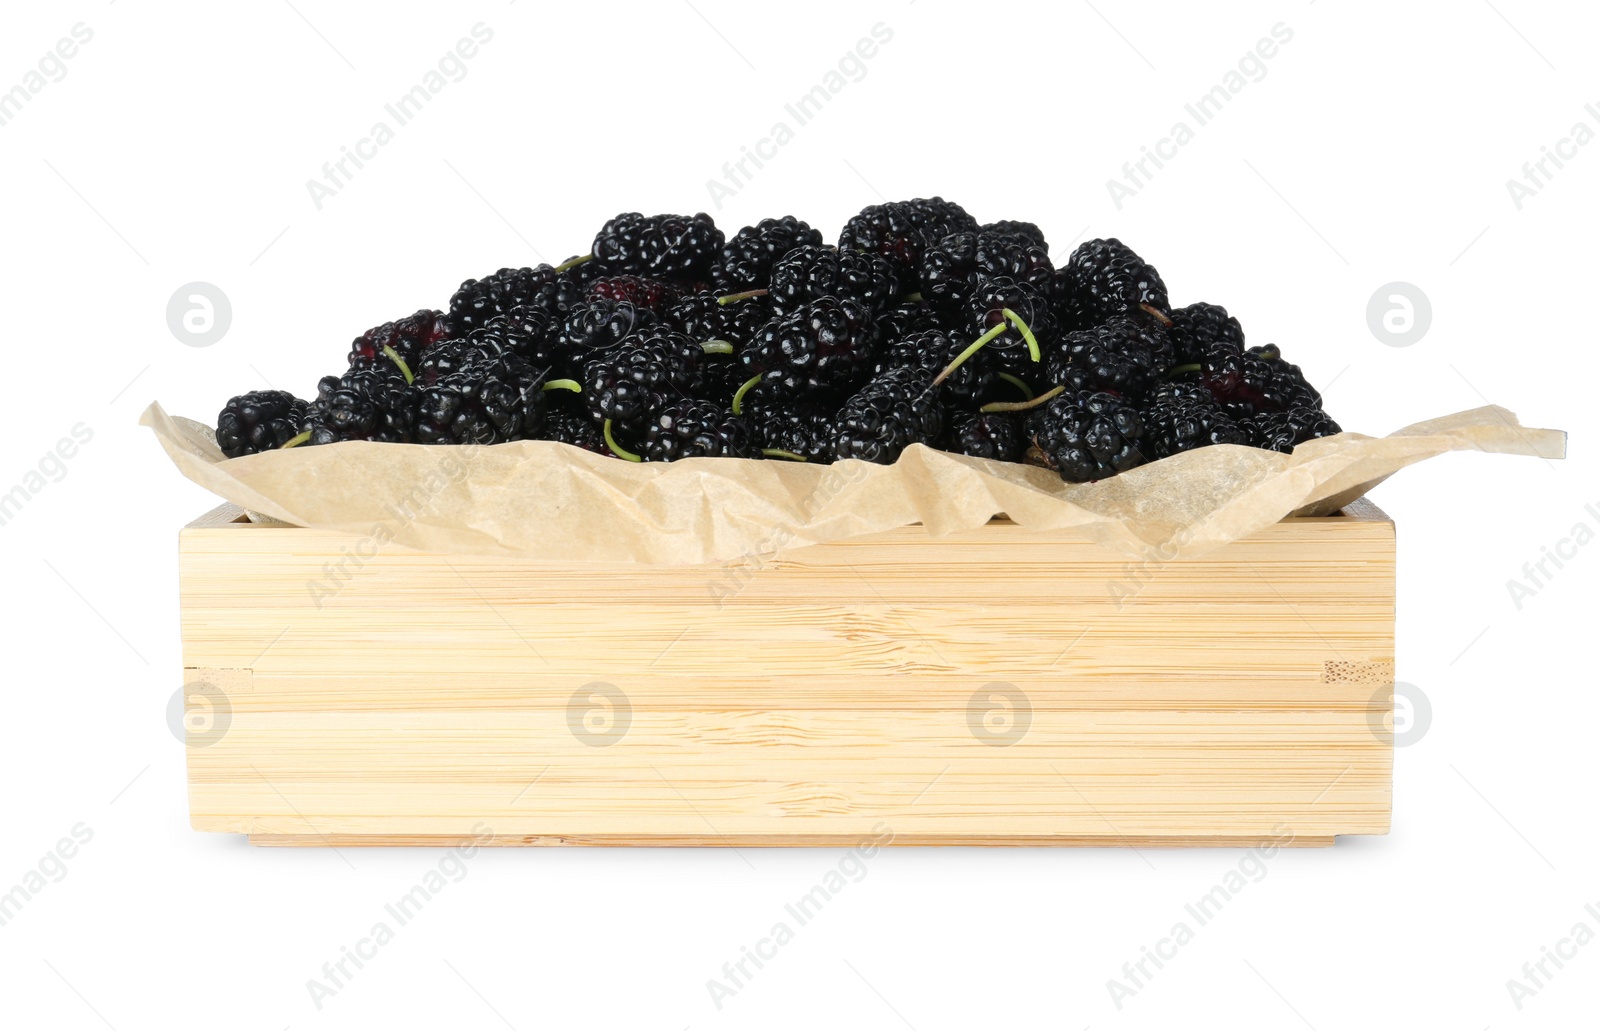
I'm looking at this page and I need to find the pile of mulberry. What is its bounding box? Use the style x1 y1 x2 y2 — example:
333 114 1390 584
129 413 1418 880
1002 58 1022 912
212 199 1340 478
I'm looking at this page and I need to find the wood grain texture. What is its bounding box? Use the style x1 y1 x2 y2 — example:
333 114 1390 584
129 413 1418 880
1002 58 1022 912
180 503 1395 847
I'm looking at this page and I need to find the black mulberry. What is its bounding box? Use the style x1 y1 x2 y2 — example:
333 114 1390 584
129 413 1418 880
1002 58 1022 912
581 328 702 434
1025 390 1147 482
769 245 902 315
347 310 452 372
1054 238 1169 330
944 411 1025 462
712 216 824 293
413 341 549 445
833 365 944 464
591 212 724 279
744 395 839 463
920 230 1052 317
644 399 758 461
215 390 309 458
741 296 878 398
303 364 417 445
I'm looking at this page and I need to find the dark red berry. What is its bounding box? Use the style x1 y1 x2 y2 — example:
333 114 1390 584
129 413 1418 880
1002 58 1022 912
347 310 451 372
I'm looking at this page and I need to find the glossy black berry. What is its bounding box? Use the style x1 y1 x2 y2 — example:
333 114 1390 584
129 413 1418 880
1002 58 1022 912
838 197 977 285
216 390 308 458
874 327 995 406
1025 390 1147 482
769 245 902 315
944 411 1025 462
347 310 452 372
904 196 979 246
449 265 589 333
541 404 609 455
665 291 774 349
1168 302 1244 367
696 349 748 406
1140 391 1249 460
586 275 684 314
964 276 1058 375
1200 342 1322 417
303 364 417 446
876 299 941 342
1247 406 1342 453
712 216 824 293
742 296 878 397
558 299 659 357
1054 238 1169 330
581 328 701 431
1046 312 1173 396
591 212 724 279
410 339 549 445
644 399 758 461
920 230 1053 317
980 220 1049 252
744 395 839 463
833 365 944 464
464 307 565 380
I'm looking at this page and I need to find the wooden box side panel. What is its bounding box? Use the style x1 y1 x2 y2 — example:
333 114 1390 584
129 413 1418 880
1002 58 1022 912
179 509 1395 845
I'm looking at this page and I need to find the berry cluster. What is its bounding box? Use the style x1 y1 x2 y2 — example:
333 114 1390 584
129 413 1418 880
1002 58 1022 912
215 202 1340 479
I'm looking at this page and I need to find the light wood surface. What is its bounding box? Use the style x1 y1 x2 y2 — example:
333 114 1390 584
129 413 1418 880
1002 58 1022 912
180 502 1396 847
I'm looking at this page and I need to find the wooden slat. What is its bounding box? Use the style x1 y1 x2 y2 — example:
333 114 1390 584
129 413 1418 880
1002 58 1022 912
180 503 1395 846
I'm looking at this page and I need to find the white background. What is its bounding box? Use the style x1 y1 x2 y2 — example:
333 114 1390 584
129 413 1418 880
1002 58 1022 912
1 1 1595 1028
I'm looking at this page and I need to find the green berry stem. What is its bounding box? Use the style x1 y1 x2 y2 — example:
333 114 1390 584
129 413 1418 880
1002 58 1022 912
995 372 1035 400
933 309 1043 387
381 345 415 385
602 419 642 462
900 291 923 303
761 449 807 462
554 254 594 274
932 321 1009 386
979 384 1065 413
1165 363 1202 378
999 307 1041 363
730 374 763 416
279 430 312 449
700 340 736 355
717 289 769 306
542 378 582 393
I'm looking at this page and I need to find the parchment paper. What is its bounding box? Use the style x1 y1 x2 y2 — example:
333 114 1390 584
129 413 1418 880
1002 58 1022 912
143 402 1565 565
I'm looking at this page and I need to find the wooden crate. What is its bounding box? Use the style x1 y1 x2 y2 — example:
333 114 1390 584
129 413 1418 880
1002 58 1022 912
178 499 1395 847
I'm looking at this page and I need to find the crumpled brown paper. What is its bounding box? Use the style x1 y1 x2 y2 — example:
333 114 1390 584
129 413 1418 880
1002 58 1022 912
142 402 1565 565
